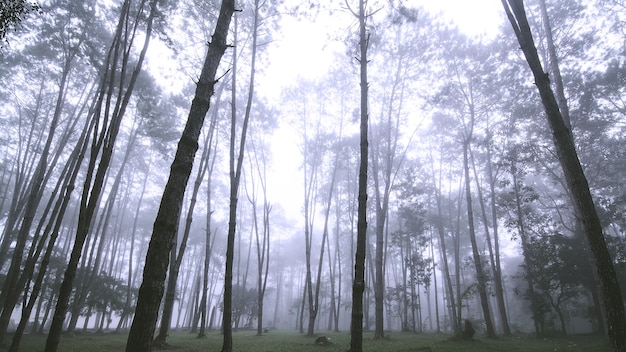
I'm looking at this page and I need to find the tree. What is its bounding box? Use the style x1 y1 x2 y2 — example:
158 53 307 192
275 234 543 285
0 0 102 343
525 233 586 335
0 0 39 44
244 102 275 336
501 1 626 350
500 144 546 336
45 1 161 350
124 0 234 350
433 33 498 338
221 0 261 346
349 0 370 350
197 103 220 338
153 111 214 345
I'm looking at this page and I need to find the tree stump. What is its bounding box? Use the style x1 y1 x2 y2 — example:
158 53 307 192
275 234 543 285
314 336 333 346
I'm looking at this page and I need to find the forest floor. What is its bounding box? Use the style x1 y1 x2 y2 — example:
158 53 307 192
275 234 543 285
1 329 612 351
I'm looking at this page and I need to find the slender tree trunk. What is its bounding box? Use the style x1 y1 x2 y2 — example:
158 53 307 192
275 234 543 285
272 263 283 329
46 2 158 350
222 0 257 346
430 229 441 332
485 128 511 336
117 155 151 333
8 115 95 352
0 45 75 345
125 1 234 351
462 141 496 338
333 193 342 332
154 110 213 345
68 126 138 335
431 166 458 332
502 2 626 350
198 110 219 338
469 145 511 336
349 0 369 350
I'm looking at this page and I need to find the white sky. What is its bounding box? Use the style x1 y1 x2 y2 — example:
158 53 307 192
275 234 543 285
413 0 505 37
263 0 506 222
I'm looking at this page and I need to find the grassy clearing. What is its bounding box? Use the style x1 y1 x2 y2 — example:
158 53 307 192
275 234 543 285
2 330 612 352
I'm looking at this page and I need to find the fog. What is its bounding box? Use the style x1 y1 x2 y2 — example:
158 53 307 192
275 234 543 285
1 0 625 351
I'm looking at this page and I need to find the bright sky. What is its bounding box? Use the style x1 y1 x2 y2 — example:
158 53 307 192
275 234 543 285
263 0 506 222
413 0 504 37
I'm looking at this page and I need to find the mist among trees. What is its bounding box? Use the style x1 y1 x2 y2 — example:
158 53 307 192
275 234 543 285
1 0 626 351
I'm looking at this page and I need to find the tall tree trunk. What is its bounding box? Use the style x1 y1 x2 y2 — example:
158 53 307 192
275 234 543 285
198 106 219 338
430 230 441 332
68 125 139 335
7 115 95 352
154 109 214 345
349 0 369 350
0 42 76 344
222 0 257 346
538 0 605 334
469 145 511 336
124 1 234 351
301 104 320 336
502 2 626 350
45 1 158 350
484 127 511 336
462 141 496 338
116 157 150 333
430 150 459 332
333 192 342 332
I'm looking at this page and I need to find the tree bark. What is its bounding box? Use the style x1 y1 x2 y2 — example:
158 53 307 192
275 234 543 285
501 1 626 350
469 145 511 336
154 107 213 344
349 0 369 350
222 0 255 346
124 1 234 351
45 1 157 350
462 140 496 338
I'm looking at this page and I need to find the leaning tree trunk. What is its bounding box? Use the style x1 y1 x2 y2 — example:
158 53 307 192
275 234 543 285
538 0 605 334
45 1 158 351
8 113 95 352
501 1 626 350
0 41 78 345
154 109 213 345
124 1 234 351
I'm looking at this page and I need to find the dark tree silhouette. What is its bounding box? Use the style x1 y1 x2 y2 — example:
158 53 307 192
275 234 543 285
124 0 234 351
349 0 370 350
0 0 39 43
501 1 626 350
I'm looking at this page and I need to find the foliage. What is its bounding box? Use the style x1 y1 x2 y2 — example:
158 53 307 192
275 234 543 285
0 0 40 44
515 233 587 334
83 272 129 317
220 283 259 329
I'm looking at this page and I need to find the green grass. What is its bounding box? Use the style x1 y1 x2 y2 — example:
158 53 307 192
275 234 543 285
1 330 612 352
